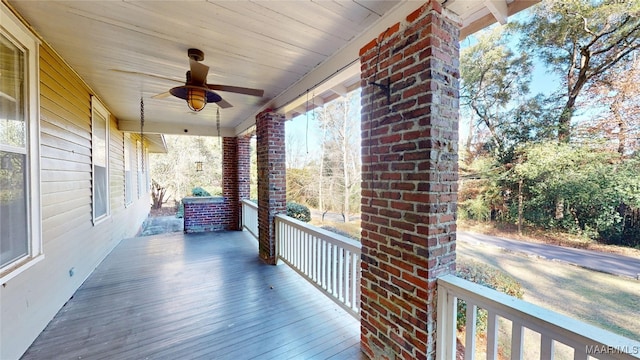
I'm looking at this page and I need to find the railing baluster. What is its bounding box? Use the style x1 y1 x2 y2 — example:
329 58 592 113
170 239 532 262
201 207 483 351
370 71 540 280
270 213 361 319
511 321 524 360
338 247 344 301
331 244 337 296
465 302 477 360
436 288 457 360
324 240 328 290
573 347 589 360
352 252 358 310
540 334 554 360
486 311 498 360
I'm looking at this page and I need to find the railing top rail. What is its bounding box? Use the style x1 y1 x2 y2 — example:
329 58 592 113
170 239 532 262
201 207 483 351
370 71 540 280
275 213 361 253
241 199 258 210
438 274 640 357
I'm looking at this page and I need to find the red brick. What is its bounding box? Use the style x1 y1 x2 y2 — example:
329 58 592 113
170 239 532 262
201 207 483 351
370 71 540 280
360 2 459 358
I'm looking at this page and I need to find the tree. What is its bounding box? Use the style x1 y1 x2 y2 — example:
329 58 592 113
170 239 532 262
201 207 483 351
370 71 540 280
578 55 640 155
150 135 222 203
517 0 640 142
314 91 361 220
461 26 533 161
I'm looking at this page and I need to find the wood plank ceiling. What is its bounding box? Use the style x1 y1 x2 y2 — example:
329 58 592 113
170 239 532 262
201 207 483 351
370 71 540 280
5 0 536 138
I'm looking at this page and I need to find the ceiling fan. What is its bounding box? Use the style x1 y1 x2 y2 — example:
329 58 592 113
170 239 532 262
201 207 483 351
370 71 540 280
148 48 264 112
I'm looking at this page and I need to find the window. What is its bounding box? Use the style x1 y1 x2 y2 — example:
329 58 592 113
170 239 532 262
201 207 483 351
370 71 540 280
92 98 109 222
0 3 42 281
124 134 133 205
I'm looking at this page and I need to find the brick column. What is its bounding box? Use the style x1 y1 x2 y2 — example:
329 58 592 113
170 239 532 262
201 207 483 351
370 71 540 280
359 1 460 359
256 110 286 264
237 136 251 202
222 137 241 230
223 136 252 230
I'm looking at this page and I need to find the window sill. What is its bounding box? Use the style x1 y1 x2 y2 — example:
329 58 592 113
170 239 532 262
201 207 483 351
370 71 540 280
92 214 111 226
0 254 45 284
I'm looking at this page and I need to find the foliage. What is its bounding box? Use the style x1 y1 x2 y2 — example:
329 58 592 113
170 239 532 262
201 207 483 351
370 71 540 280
287 166 318 207
150 135 222 201
191 187 211 197
461 27 533 160
579 57 640 155
514 143 619 236
455 259 524 332
286 202 311 222
516 0 640 141
458 1 640 247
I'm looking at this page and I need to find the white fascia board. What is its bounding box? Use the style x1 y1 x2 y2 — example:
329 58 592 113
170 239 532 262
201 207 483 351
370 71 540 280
118 120 236 137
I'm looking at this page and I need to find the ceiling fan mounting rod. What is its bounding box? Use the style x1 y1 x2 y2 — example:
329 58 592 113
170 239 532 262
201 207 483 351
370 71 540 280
188 48 205 62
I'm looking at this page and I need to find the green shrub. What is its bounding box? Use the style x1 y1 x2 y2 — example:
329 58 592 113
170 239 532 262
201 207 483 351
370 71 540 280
455 259 524 332
286 202 311 222
191 187 211 197
459 197 491 222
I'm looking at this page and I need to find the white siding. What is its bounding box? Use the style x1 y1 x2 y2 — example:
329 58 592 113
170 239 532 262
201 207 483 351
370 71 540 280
0 42 151 360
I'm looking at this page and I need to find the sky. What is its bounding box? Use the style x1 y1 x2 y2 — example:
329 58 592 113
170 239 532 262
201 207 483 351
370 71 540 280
283 7 563 162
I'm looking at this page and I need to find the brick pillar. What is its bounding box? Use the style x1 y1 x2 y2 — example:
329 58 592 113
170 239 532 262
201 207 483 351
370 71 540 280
256 110 286 264
359 1 460 359
237 136 251 202
222 137 240 230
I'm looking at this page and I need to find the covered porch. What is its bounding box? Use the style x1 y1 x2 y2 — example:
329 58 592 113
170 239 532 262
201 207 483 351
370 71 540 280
21 230 362 360
4 0 640 359
21 204 640 360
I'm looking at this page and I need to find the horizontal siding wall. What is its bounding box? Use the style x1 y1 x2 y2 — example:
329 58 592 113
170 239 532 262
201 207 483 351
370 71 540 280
0 43 151 360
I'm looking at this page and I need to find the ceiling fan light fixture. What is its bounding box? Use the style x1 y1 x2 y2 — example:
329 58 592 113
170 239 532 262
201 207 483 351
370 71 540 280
169 85 222 112
187 87 207 112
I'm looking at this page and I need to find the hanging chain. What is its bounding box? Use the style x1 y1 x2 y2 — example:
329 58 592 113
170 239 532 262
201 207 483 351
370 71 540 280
140 96 145 172
217 107 221 146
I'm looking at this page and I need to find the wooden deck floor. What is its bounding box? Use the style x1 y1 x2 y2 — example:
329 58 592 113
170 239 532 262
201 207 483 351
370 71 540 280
21 231 362 360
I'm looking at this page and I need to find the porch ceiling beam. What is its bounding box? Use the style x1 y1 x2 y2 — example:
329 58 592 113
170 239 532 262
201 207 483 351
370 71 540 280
484 0 508 25
460 0 540 39
329 84 349 97
234 0 424 136
118 120 236 137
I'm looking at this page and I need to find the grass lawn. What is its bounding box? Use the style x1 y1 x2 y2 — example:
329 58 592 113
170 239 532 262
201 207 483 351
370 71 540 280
458 240 640 341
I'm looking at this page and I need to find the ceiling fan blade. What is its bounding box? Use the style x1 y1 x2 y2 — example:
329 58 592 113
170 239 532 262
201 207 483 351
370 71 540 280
110 69 182 83
189 59 209 85
207 84 264 97
216 98 233 109
151 91 172 99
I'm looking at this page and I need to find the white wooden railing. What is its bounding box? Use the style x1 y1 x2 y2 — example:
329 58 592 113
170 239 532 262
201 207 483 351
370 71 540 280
241 199 258 240
275 214 361 319
436 274 640 360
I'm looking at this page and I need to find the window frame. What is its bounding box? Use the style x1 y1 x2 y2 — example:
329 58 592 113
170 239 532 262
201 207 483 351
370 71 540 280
124 133 133 206
91 97 110 224
0 3 42 282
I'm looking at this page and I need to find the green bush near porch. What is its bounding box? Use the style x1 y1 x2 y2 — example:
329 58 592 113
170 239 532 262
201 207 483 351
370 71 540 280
287 202 311 222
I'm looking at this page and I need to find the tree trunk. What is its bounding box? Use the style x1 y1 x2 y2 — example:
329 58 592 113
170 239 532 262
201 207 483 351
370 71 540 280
555 197 564 220
342 97 349 222
518 179 523 235
615 103 627 155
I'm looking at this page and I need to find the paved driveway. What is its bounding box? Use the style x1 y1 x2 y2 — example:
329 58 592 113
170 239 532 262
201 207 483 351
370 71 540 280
459 231 640 279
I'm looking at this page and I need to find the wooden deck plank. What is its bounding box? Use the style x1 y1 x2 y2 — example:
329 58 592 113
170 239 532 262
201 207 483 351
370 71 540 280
21 231 361 360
